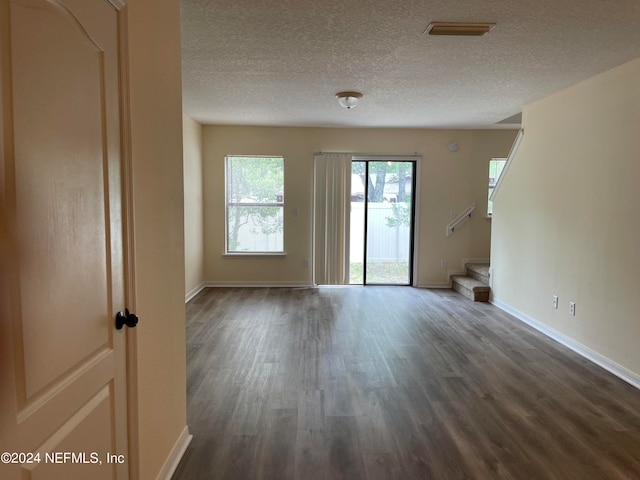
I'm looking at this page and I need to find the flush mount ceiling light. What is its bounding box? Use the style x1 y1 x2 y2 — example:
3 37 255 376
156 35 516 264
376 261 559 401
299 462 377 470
424 22 496 36
336 91 363 109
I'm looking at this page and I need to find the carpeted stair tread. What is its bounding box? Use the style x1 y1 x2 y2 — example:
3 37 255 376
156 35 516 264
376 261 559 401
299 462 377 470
466 263 490 278
451 263 491 302
451 275 490 292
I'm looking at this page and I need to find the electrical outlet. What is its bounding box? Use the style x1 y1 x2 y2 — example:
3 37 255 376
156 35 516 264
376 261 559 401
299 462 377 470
552 295 558 309
440 259 447 269
450 210 456 218
303 258 309 268
569 302 576 316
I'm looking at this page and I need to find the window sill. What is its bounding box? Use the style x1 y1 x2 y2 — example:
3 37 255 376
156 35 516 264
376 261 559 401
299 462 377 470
223 252 287 257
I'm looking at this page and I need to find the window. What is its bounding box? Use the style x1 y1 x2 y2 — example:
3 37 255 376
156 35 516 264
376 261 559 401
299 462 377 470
487 157 507 216
225 156 284 253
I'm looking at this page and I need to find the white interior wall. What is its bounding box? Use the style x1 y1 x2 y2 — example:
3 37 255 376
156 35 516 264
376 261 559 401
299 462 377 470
202 126 517 286
491 57 640 380
183 114 205 299
127 1 188 477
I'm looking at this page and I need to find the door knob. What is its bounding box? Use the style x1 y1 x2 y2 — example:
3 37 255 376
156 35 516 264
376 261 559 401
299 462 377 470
115 309 138 330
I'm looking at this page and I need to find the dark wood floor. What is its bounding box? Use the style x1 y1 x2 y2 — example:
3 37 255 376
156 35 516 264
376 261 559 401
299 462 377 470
172 286 640 480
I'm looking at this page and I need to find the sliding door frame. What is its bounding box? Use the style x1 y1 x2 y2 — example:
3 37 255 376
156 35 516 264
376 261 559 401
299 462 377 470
354 157 419 286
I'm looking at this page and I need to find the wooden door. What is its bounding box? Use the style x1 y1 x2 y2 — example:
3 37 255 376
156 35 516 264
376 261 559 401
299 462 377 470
0 0 130 479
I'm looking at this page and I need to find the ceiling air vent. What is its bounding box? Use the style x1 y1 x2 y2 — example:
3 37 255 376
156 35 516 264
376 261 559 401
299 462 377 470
425 22 495 36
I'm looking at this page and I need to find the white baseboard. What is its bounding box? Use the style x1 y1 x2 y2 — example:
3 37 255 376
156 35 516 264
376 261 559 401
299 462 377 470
417 282 452 289
185 283 206 303
491 298 640 391
156 425 192 480
204 281 314 288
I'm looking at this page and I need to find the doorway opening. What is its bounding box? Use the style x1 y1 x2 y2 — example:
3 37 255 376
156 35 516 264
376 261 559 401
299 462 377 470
349 160 416 285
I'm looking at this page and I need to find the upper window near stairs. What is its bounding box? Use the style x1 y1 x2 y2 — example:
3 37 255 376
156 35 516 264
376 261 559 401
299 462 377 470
487 158 507 216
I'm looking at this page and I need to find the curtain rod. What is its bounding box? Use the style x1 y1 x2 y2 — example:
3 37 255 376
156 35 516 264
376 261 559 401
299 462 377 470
314 151 421 156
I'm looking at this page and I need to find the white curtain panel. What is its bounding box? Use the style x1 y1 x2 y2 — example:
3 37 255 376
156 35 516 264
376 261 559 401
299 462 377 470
313 153 352 285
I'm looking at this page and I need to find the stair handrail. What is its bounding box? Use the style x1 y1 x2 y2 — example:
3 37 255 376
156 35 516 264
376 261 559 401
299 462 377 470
447 203 476 236
489 128 524 202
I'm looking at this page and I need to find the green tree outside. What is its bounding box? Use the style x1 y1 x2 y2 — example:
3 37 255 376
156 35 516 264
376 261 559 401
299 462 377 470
226 156 283 251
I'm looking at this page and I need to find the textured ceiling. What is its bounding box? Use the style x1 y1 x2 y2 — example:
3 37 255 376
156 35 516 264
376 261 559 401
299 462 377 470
181 0 640 128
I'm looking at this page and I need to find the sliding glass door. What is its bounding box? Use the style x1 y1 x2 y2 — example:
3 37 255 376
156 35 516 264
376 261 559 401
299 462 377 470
349 160 416 285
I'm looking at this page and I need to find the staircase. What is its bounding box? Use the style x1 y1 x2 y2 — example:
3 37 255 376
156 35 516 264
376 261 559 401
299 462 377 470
451 263 490 302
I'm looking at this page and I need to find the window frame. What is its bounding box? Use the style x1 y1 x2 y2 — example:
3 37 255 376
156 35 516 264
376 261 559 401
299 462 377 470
224 155 285 254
